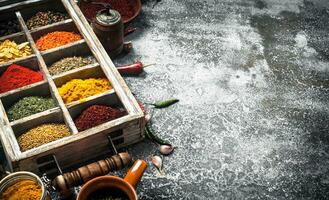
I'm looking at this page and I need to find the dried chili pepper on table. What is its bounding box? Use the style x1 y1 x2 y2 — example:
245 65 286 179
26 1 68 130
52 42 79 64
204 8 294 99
117 61 154 76
124 27 137 36
152 98 179 108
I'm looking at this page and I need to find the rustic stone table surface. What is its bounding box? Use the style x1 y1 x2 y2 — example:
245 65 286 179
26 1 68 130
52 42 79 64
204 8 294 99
113 0 329 199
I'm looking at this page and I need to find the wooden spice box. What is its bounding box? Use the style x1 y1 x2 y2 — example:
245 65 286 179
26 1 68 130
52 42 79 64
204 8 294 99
0 0 145 173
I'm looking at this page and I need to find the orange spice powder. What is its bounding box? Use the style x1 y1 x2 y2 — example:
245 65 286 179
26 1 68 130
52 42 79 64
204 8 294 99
36 31 82 51
2 179 42 200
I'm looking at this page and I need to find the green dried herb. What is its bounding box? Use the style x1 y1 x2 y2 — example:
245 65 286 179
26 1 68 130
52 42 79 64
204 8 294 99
7 96 56 121
48 56 94 76
26 11 69 29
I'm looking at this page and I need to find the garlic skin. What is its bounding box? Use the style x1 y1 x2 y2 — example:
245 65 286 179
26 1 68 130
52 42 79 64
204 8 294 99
160 144 175 155
151 155 162 171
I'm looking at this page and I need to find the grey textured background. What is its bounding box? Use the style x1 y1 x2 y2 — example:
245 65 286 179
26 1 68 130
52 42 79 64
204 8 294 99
113 0 329 199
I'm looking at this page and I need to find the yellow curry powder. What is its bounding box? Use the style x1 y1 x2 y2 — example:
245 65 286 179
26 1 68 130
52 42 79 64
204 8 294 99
58 78 112 104
2 179 42 200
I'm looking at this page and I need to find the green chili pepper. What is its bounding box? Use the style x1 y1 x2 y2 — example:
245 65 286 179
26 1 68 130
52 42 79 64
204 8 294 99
152 98 179 108
145 123 170 145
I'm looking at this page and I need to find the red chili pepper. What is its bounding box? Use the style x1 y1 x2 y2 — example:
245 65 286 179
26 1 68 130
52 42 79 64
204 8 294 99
137 100 145 113
117 61 155 75
124 27 137 36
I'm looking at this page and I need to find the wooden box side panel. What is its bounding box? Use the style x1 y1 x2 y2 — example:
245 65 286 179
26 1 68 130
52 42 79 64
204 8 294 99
13 118 144 173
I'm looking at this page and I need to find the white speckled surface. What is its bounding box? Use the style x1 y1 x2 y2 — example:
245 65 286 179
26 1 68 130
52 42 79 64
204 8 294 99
113 0 329 199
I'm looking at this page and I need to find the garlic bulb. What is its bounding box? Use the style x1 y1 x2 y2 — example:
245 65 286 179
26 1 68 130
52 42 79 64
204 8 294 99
160 144 175 155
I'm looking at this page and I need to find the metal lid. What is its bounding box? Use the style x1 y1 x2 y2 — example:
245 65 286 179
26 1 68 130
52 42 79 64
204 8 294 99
95 9 121 26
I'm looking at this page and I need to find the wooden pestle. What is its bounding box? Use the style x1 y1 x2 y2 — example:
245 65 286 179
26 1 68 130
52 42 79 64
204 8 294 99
53 152 132 192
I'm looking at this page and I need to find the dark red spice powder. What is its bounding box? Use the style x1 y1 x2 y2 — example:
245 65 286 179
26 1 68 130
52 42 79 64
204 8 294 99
0 64 43 94
80 0 135 23
75 105 126 132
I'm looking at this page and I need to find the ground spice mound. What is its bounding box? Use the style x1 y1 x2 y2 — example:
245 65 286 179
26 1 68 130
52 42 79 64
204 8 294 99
80 0 135 23
75 105 126 131
18 123 70 151
7 96 56 121
36 31 82 51
0 64 43 94
27 11 69 29
2 179 42 200
48 56 93 75
58 78 112 104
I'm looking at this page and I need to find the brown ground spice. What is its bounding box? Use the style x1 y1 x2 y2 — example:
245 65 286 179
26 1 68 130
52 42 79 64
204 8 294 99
75 105 126 131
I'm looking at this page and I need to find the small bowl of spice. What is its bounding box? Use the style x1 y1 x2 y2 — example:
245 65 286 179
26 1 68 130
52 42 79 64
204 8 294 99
0 171 47 200
79 0 141 24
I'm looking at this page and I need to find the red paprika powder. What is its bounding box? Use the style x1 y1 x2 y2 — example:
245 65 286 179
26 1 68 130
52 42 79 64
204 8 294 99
80 0 134 23
0 64 43 94
75 105 126 132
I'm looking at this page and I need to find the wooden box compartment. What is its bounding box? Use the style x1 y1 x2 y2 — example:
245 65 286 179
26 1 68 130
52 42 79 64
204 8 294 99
42 41 97 77
0 11 23 39
0 33 36 68
0 55 41 78
1 82 60 124
0 0 144 174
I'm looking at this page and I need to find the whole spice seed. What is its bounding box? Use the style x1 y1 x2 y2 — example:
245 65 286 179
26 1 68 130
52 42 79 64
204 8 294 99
26 11 69 29
0 40 32 63
18 123 70 151
58 78 112 104
0 20 20 37
7 96 56 121
2 179 42 200
0 64 43 94
80 0 135 23
75 105 126 131
48 56 93 75
36 31 82 51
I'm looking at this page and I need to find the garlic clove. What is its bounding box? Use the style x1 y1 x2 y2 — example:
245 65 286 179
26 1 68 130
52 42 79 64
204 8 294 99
145 113 151 123
151 155 162 171
160 144 175 155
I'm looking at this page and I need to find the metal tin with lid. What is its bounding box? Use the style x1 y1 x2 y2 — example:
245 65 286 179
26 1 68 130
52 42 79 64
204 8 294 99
91 8 124 58
0 171 48 200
